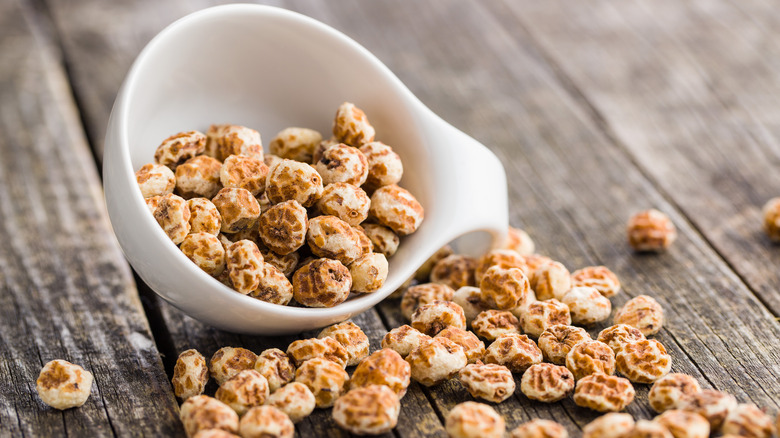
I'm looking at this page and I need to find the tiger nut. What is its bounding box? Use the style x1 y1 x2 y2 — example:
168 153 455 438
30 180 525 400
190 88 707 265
175 156 223 199
361 223 399 257
415 245 454 282
36 360 93 410
457 362 515 403
763 197 780 242
628 420 673 438
314 143 369 186
583 413 635 438
538 324 591 365
510 419 568 438
263 154 283 170
627 209 677 252
573 373 635 412
215 370 269 416
566 340 616 380
520 363 575 403
180 233 226 276
238 406 293 438
614 295 664 336
410 300 467 336
254 348 295 393
401 283 455 320
505 227 535 255
259 247 299 277
306 215 364 264
598 324 646 355
381 325 432 358
257 200 308 255
453 286 489 324
332 385 400 435
333 102 376 146
172 349 209 400
519 299 572 338
212 187 261 234
445 401 505 438
518 254 554 278
269 127 322 163
359 141 403 189
369 184 424 236
180 395 239 437
483 333 543 373
678 390 737 430
136 163 176 198
292 258 352 308
349 252 389 293
211 124 264 162
431 254 478 290
616 339 672 383
435 326 485 364
316 183 370 225
192 430 240 438
571 266 621 298
352 224 373 255
225 240 264 294
529 261 572 301
209 347 257 386
480 266 532 311
474 249 529 284
145 195 162 213
471 310 520 341
648 373 701 413
248 263 293 305
155 130 207 169
406 337 468 386
294 357 349 408
317 321 370 367
265 382 315 423
312 138 339 164
349 348 411 398
188 198 222 235
220 155 268 196
154 193 191 244
654 410 710 438
287 336 349 368
265 159 323 207
721 403 775 438
561 286 612 326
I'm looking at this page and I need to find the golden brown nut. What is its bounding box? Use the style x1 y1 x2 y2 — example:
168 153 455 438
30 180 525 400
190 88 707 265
257 200 308 255
225 240 264 294
350 348 411 398
406 337 468 386
520 362 575 403
762 197 780 242
333 102 376 146
306 215 364 264
211 124 263 162
349 253 388 293
36 360 93 410
181 233 226 276
180 395 239 437
215 370 269 416
287 336 349 368
155 130 207 169
518 254 554 278
721 403 774 438
411 300 467 336
616 339 672 383
538 324 591 365
359 141 403 189
566 340 616 380
480 266 532 311
510 419 568 438
598 324 646 355
369 184 424 236
238 405 293 438
316 183 370 226
381 325 432 358
627 209 677 252
430 254 477 290
561 286 612 326
265 382 315 423
453 286 489 324
318 321 369 367
155 193 191 244
573 373 635 412
505 227 535 255
583 413 635 438
220 155 268 196
254 348 296 393
361 224 399 257
678 390 737 430
471 310 520 341
529 261 571 301
445 401 505 438
212 187 261 233
415 245 454 282
628 420 673 438
172 349 209 400
188 198 222 235
292 258 352 308
248 263 293 305
648 373 701 413
294 357 349 408
614 295 664 336
136 163 176 198
401 283 455 321
269 127 322 163
265 159 323 207
571 266 621 298
209 347 258 386
175 156 223 199
458 362 515 403
259 247 299 277
654 410 710 438
436 326 485 364
483 333 543 373
314 143 369 186
519 299 572 338
332 385 400 435
474 249 529 284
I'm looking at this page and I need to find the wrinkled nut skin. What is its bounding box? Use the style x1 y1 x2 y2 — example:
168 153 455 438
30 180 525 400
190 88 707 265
573 373 636 413
312 138 339 164
254 348 296 393
381 325 432 358
333 385 400 435
352 225 373 255
318 321 370 367
520 363 575 403
369 184 424 236
294 357 349 408
614 295 665 336
471 310 520 341
519 299 572 338
172 349 209 400
431 254 477 290
36 360 93 410
209 347 258 386
763 197 780 242
238 405 293 438
583 413 635 438
453 286 489 325
406 337 468 386
225 240 264 294
362 223 399 257
257 200 308 255
188 198 222 235
287 336 349 368
212 188 261 234
265 382 315 423
616 339 672 383
145 196 162 214
480 266 532 311
627 209 677 252
333 102 376 147
571 266 621 298
155 193 191 244
269 127 322 163
458 363 515 403
175 156 223 199
415 245 454 282
401 283 455 321
519 254 554 278
529 261 572 301
566 340 616 380
248 263 293 305
561 286 612 326
483 333 543 374
721 403 775 438
538 324 591 365
359 141 403 189
316 183 370 226
306 215 364 265
598 324 646 355
220 155 268 196
180 395 239 437
215 370 270 416
435 326 486 364
350 348 411 398
678 390 738 430
654 410 711 438
136 163 176 198
349 252 389 294
474 249 529 284
265 159 323 207
292 258 352 308
314 143 369 186
505 227 535 255
648 373 702 413
628 420 673 438
180 233 226 276
511 420 568 438
259 248 299 277
410 300 467 337
445 401 506 438
155 130 206 169
209 124 263 162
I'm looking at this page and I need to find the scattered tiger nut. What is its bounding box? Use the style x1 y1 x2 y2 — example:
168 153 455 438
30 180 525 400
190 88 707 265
583 413 635 438
225 240 264 294
471 310 520 341
518 254 554 278
763 197 780 242
333 385 400 435
521 363 575 403
480 266 534 311
180 232 226 276
292 258 352 308
172 350 209 400
220 155 268 196
614 295 664 336
628 420 673 438
175 156 223 199
212 188 261 234
411 300 467 336
265 382 315 423
316 183 370 225
406 337 468 386
627 209 677 252
415 245 454 282
257 200 308 255
188 198 222 235
436 326 485 364
654 410 710 438
259 247 299 277
238 406 293 438
571 266 621 298
648 373 701 413
248 263 293 305
333 102 376 146
458 362 515 403
561 286 612 326
155 193 191 244
538 324 591 365
265 159 323 207
401 283 456 320
529 261 572 301
180 395 239 437
269 127 322 163
361 223 399 257
306 215 364 264
359 141 404 189
215 370 269 416
254 348 296 393
474 249 529 284
510 419 568 438
566 340 616 380
145 195 162 213
35 360 93 410
598 324 647 355
722 403 775 438
136 163 176 198
445 401 505 438
369 184 424 236
287 336 349 368
519 299 572 338
381 325 432 358
616 339 672 383
211 125 264 162
505 226 536 255
192 430 241 438
318 321 370 367
678 390 737 430
350 348 411 398
573 373 635 412
210 347 258 386
155 130 207 169
314 143 369 186
453 286 489 324
431 254 477 290
349 252 389 293
483 333 543 373
294 357 349 408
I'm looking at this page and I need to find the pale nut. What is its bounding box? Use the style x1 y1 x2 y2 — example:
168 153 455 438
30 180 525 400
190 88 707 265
332 385 400 435
294 357 349 408
381 325 432 358
480 265 532 311
415 245 454 282
573 373 635 412
36 360 93 410
677 390 737 430
209 347 258 386
654 410 710 438
136 163 176 198
566 340 616 380
628 420 673 438
172 349 209 400
188 198 222 235
287 336 349 368
571 266 621 298
333 102 376 146
154 130 206 169
238 406 293 438
265 159 323 207
613 295 664 336
410 300 467 336
180 395 239 437
458 362 515 403
470 310 520 341
762 197 780 242
292 258 352 308
259 247 299 277
529 261 572 301
505 226 535 255
215 370 269 416
369 184 424 236
474 249 529 284
561 286 612 326
616 339 672 383
538 324 591 365
401 283 455 321
314 143 369 186
269 127 322 163
435 326 485 364
225 240 264 294
627 209 677 252
583 413 635 438
406 337 468 386
518 254 554 278
452 286 489 325
317 321 370 367
352 224 373 256
510 419 568 438
248 263 293 305
445 401 505 438
145 196 162 214
483 333 543 373
362 223 399 257
264 382 315 423
430 254 477 290
520 363 575 403
263 154 283 170
721 403 775 438
154 193 191 244
212 188 261 234
359 141 403 189
519 299 572 339
598 324 646 355
306 215 364 265
348 252 389 294
316 183 370 225
254 348 296 393
220 155 269 196
648 373 701 413
211 124 263 162
175 156 223 199
257 200 308 255
349 348 411 398
180 233 226 276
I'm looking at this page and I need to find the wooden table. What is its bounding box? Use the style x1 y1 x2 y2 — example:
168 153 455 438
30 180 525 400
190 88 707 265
2 0 779 436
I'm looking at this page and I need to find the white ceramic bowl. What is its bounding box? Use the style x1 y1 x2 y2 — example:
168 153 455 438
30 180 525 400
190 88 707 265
104 4 508 334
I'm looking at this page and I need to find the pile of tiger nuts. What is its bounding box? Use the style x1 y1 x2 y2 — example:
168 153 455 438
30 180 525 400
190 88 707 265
136 102 423 308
